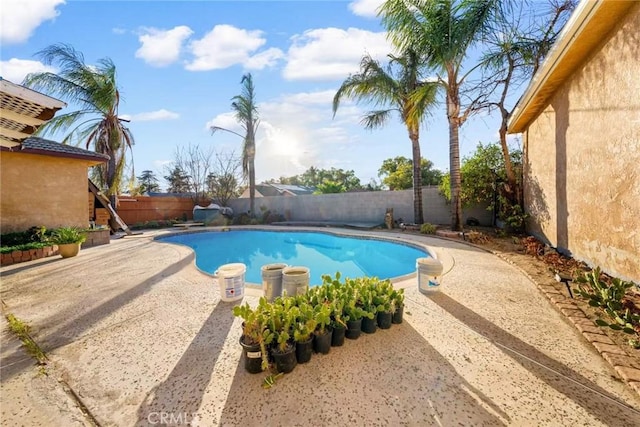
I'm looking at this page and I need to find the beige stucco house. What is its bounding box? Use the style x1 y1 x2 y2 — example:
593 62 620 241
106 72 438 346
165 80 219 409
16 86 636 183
508 0 639 282
0 78 109 233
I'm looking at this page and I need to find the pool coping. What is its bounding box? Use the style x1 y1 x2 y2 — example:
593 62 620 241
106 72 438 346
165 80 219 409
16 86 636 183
153 225 440 288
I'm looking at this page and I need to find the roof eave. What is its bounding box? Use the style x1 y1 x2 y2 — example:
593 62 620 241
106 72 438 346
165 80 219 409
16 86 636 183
508 0 637 134
0 78 66 110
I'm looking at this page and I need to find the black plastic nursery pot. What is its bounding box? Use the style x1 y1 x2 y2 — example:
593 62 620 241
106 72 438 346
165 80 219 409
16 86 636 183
345 319 362 339
392 305 404 324
239 336 263 374
361 316 377 334
313 328 333 354
377 311 393 329
331 325 346 346
296 338 313 364
272 344 297 374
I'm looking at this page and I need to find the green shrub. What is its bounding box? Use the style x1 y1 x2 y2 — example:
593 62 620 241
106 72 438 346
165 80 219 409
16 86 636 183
51 227 87 244
0 242 51 254
233 213 252 225
1 226 51 247
420 223 436 234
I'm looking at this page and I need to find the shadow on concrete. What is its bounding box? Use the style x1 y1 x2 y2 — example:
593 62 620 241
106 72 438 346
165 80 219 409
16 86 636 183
0 256 63 277
44 252 195 350
428 292 640 425
135 300 236 426
0 250 195 383
217 321 509 426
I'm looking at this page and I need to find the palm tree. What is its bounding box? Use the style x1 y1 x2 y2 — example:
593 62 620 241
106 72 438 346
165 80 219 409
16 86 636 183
381 0 501 230
212 74 260 218
23 43 134 206
333 49 438 224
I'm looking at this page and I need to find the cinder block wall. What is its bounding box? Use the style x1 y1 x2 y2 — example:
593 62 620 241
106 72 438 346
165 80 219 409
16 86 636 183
227 187 492 226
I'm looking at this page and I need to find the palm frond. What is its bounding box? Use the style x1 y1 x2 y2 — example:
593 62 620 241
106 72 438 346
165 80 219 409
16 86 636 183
360 110 394 129
407 81 440 128
333 55 400 116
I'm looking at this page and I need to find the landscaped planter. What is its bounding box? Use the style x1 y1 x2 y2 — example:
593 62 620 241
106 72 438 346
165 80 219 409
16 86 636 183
82 229 110 248
0 245 58 266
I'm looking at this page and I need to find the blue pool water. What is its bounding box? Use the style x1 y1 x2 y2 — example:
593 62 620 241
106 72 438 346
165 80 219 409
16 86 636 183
159 230 428 285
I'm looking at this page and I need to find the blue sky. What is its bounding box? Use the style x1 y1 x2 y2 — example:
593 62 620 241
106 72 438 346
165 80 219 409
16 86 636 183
1 0 518 189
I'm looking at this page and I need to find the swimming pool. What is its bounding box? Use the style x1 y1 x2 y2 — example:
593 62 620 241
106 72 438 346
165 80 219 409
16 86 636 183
159 230 428 285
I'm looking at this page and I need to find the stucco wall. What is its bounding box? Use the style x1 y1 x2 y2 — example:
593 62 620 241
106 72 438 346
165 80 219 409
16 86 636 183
227 186 493 226
524 5 640 282
0 151 92 233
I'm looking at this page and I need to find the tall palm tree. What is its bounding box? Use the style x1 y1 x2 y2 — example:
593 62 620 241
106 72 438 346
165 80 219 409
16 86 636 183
230 73 259 218
23 43 134 206
333 49 439 224
381 0 501 231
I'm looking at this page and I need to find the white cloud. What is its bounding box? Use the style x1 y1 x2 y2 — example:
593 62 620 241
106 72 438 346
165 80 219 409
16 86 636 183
244 48 285 70
186 25 283 71
0 0 65 44
120 109 180 122
205 90 365 181
283 27 393 81
348 0 385 18
112 27 127 35
205 112 241 134
135 26 193 67
0 58 56 84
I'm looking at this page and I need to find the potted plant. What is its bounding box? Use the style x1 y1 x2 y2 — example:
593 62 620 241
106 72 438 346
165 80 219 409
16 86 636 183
344 300 365 340
391 288 405 324
321 273 348 346
313 303 333 354
233 299 272 374
267 298 297 374
52 227 87 258
374 280 394 329
330 298 348 346
292 303 316 364
359 282 378 334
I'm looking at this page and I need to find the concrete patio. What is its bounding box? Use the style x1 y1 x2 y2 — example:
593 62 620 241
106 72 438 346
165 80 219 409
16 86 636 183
1 226 640 426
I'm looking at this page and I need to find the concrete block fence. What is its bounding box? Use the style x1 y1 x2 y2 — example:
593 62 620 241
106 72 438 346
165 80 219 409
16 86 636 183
227 187 492 226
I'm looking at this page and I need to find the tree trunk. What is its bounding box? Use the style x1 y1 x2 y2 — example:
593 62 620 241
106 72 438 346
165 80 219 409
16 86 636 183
447 75 463 231
449 118 463 231
409 128 424 224
248 138 256 218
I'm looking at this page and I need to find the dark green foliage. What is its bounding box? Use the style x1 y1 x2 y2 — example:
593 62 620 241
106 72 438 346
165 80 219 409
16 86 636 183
164 166 191 193
271 166 363 192
0 243 51 254
1 226 51 247
137 170 160 193
1 226 55 252
378 156 443 190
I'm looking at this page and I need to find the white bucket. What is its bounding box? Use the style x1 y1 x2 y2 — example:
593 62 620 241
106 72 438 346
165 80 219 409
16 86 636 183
282 266 310 297
261 263 287 301
215 263 246 302
417 257 444 294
